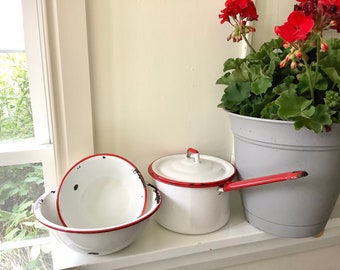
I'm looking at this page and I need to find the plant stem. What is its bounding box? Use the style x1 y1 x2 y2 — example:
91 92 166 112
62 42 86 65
242 34 256 54
302 56 315 101
314 37 321 86
302 37 321 103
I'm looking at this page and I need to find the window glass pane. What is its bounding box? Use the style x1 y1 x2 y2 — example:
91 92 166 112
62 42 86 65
0 0 35 143
0 242 53 270
0 0 25 52
0 163 45 240
0 163 53 269
0 52 34 142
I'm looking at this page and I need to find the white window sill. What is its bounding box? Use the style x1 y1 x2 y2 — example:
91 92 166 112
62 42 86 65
52 191 340 270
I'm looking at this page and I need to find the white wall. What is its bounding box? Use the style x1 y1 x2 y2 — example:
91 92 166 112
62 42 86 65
251 0 295 49
86 0 243 178
85 0 299 179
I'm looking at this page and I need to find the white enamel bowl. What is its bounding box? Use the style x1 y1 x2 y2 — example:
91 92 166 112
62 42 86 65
57 154 148 229
34 184 161 255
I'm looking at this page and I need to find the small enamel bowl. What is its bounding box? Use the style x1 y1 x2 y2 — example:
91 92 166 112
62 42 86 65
56 154 147 229
34 184 161 255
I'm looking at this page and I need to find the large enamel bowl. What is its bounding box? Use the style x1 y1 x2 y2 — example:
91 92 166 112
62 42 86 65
57 153 148 229
34 184 161 255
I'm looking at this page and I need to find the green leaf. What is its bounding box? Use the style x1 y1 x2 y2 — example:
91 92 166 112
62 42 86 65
276 89 314 119
0 209 14 219
312 72 328 91
294 105 332 133
249 64 273 95
297 73 311 94
322 67 340 85
216 73 231 85
251 78 272 95
261 101 279 119
220 82 251 110
15 229 26 241
312 104 333 124
259 37 284 53
298 71 328 95
24 176 42 183
239 104 253 115
249 92 277 117
15 200 33 212
222 58 246 72
319 38 340 76
4 228 20 240
276 90 333 132
224 64 250 84
272 80 297 95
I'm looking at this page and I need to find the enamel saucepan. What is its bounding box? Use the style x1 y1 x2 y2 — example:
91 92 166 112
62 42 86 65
148 148 308 234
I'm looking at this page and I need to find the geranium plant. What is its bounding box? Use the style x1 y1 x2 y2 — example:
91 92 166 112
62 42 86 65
217 0 340 133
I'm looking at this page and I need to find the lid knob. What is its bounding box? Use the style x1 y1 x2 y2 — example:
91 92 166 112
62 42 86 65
186 148 201 164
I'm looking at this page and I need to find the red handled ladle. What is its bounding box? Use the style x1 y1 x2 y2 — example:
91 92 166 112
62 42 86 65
217 170 308 194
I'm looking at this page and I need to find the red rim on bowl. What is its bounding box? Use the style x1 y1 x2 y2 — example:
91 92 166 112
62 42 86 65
34 184 161 234
56 153 148 228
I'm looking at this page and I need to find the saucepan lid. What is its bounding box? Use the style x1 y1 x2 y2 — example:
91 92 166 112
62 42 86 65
148 148 236 188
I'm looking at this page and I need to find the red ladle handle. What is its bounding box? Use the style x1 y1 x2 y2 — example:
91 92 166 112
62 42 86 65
219 170 308 193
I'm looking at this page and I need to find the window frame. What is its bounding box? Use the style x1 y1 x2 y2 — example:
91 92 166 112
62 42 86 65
42 0 94 181
0 0 57 189
0 0 57 262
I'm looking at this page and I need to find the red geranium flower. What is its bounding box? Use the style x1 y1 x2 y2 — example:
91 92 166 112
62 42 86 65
319 0 340 9
242 2 258 21
219 0 258 24
274 11 314 42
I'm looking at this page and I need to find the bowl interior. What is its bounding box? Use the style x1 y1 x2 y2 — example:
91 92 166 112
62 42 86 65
35 184 160 233
57 154 147 229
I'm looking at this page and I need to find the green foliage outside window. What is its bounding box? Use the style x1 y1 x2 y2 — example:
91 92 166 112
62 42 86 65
0 53 52 269
0 164 46 242
0 164 52 270
0 53 34 141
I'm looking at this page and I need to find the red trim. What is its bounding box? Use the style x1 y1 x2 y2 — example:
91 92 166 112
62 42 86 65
187 147 199 154
221 170 308 192
148 161 236 188
56 153 148 227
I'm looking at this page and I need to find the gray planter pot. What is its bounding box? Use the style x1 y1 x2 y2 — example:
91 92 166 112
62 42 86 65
228 112 340 238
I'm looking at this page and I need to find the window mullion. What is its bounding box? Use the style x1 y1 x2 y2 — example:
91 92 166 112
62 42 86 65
0 144 53 166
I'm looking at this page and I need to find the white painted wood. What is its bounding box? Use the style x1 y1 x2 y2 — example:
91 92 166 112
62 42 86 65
42 0 94 180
